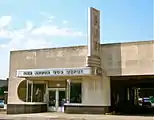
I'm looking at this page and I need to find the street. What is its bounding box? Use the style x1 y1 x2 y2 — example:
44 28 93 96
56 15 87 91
0 112 153 120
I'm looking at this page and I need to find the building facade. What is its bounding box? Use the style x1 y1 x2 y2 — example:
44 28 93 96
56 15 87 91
7 7 154 114
7 40 154 114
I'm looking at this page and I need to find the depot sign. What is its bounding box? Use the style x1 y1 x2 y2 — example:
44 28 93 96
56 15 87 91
16 67 92 77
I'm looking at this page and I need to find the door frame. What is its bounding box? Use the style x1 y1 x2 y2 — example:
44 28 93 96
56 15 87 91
47 88 66 112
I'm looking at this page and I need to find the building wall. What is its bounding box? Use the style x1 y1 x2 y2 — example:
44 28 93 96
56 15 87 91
9 46 88 78
101 40 154 76
82 76 110 106
8 77 24 104
9 40 154 77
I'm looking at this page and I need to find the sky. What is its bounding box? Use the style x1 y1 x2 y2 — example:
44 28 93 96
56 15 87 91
0 0 153 79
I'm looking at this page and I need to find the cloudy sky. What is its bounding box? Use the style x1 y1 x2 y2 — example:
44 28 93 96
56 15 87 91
0 0 153 79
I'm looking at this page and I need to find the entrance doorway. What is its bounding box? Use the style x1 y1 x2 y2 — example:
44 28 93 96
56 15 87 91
48 88 66 112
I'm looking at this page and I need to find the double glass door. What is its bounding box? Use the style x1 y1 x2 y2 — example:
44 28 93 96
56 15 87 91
48 88 66 112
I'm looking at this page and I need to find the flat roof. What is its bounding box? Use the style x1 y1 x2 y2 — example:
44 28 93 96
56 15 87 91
11 40 154 53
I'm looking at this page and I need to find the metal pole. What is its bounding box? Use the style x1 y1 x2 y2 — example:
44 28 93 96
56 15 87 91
127 88 130 100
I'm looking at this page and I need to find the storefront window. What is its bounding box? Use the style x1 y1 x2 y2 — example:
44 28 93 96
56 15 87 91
70 83 82 103
17 80 46 102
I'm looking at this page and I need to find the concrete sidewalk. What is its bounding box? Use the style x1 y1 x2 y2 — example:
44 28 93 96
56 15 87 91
0 112 153 120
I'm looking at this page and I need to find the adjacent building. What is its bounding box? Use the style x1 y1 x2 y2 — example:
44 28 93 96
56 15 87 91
0 79 8 105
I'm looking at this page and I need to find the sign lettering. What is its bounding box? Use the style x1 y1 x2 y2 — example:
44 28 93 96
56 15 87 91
23 71 32 75
66 69 83 75
53 70 64 75
17 68 91 77
35 71 50 75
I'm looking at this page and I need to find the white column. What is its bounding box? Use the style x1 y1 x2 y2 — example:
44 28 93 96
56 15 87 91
56 89 59 111
66 79 71 103
31 81 33 102
44 81 48 103
26 80 29 102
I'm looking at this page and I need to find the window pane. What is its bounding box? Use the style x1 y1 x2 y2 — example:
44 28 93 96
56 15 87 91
17 80 27 102
49 90 56 106
70 83 81 103
27 83 31 102
33 84 45 102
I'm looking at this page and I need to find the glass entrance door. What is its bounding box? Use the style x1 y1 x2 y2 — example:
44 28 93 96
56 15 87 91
48 88 66 112
48 90 56 112
58 90 66 112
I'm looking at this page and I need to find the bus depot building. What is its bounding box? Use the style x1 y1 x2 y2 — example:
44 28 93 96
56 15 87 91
7 8 154 114
7 40 154 114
